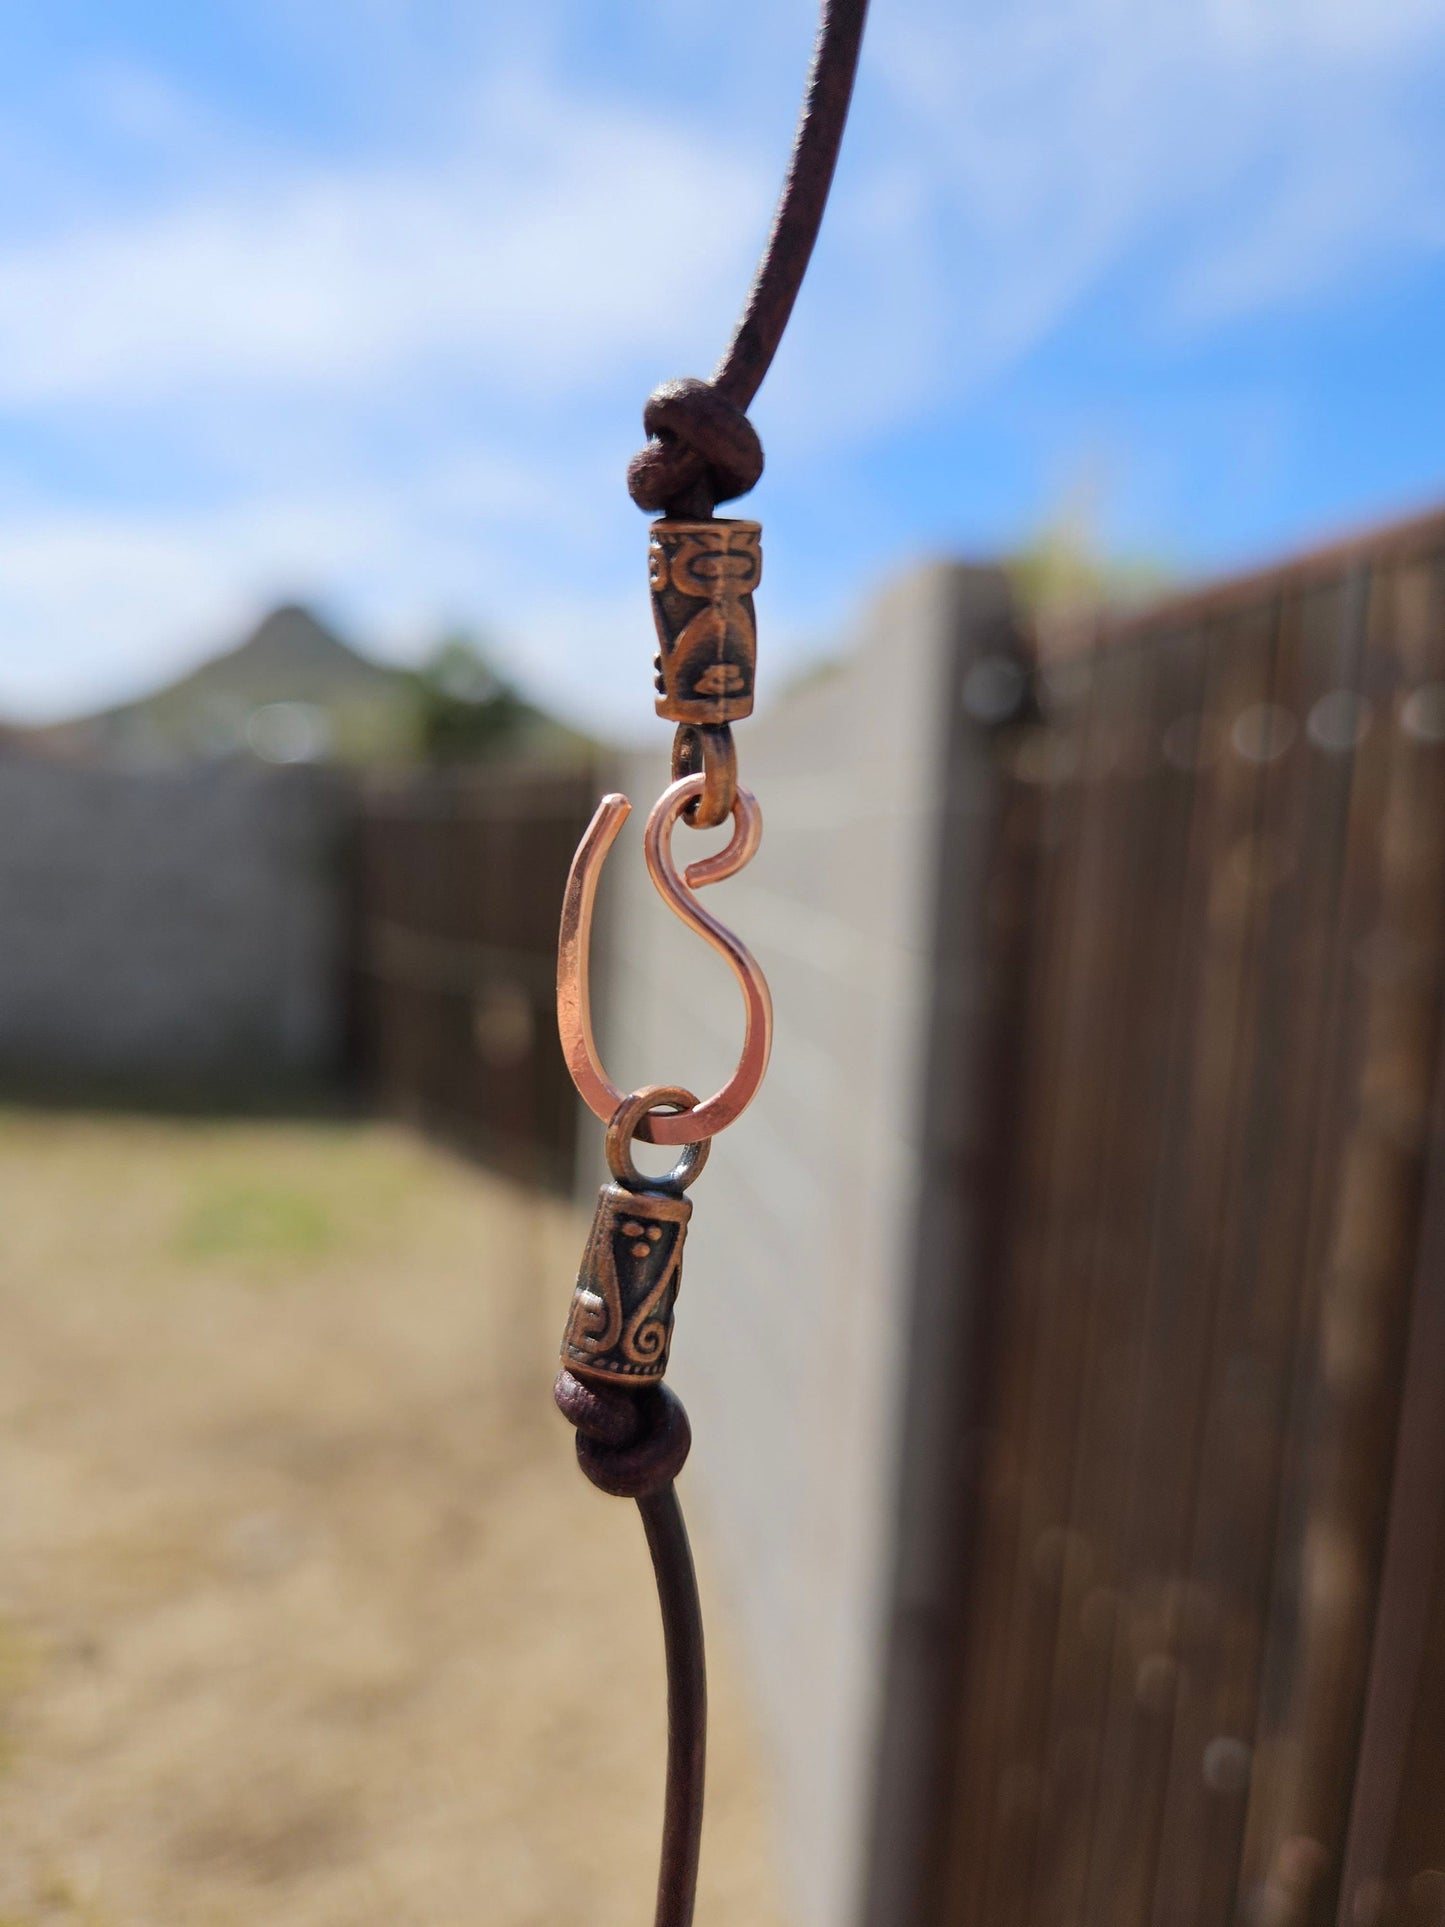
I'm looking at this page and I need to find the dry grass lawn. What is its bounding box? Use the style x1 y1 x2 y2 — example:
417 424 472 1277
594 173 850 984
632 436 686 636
0 1110 788 1926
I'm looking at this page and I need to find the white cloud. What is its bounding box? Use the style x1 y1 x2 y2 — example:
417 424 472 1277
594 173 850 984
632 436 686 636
733 0 1445 456
862 0 1445 360
0 74 766 409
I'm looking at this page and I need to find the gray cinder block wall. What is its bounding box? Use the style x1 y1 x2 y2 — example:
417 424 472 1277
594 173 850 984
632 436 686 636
592 562 1025 1927
0 757 349 1095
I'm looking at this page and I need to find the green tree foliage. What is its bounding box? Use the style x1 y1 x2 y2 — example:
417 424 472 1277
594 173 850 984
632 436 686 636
1006 495 1176 627
409 633 535 763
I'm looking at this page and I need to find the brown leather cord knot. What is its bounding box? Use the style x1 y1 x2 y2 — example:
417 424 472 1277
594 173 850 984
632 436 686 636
554 1367 641 1445
627 378 765 518
554 1369 693 1499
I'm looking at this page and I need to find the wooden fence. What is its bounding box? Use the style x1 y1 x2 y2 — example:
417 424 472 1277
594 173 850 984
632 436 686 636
935 509 1445 1927
349 764 599 1191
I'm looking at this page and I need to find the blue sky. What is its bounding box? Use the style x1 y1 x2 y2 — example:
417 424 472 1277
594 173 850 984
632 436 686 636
2 0 1444 736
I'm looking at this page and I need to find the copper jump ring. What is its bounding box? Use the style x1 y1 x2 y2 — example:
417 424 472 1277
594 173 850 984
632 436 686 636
606 1086 712 1192
671 723 738 830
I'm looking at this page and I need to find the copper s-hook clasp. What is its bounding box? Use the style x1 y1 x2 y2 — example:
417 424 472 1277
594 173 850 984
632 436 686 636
557 773 773 1147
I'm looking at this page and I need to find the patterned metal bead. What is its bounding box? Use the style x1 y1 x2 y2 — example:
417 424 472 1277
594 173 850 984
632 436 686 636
561 1182 693 1388
648 518 761 726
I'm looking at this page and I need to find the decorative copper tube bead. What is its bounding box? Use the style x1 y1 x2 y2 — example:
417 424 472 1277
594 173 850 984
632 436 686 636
561 1181 693 1389
648 518 762 726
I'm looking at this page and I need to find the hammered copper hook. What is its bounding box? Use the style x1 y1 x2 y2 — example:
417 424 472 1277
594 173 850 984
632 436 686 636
557 772 773 1147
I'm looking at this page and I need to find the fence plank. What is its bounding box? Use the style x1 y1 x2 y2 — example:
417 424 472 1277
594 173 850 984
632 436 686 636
351 766 599 1189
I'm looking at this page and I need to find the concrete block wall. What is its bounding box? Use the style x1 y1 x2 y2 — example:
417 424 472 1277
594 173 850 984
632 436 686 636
0 757 350 1094
592 562 1022 1927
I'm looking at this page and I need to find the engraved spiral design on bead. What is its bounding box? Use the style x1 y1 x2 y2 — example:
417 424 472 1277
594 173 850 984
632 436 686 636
621 1227 682 1366
624 1296 671 1365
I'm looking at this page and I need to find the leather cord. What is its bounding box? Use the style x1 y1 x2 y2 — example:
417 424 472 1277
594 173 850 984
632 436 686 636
626 0 871 521
554 1370 703 1927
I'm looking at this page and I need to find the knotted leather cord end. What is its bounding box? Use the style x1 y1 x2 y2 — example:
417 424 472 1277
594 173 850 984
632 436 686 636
554 1369 693 1498
627 377 764 518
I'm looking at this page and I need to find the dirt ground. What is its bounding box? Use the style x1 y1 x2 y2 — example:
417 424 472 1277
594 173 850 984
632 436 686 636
0 1110 788 1926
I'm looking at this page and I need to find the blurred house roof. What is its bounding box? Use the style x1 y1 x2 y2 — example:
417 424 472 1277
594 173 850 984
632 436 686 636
5 604 593 771
13 605 408 769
